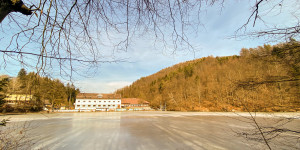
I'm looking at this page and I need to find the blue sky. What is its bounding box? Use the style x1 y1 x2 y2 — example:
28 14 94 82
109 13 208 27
1 0 299 93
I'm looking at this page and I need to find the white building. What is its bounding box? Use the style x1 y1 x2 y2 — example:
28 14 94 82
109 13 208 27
75 93 121 111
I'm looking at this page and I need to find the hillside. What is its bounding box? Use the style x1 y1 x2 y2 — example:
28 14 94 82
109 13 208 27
116 40 300 112
0 70 79 112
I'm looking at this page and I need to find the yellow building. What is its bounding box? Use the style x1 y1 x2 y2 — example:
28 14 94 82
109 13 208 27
4 94 34 106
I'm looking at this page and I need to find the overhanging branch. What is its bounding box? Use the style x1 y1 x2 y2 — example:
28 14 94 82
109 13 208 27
0 50 122 63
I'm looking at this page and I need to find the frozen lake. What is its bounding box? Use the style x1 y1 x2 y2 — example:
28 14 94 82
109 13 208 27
1 111 300 150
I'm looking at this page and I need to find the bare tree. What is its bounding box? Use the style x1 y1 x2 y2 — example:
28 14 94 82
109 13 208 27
0 0 299 77
236 0 300 40
0 0 211 77
0 120 34 149
233 111 300 150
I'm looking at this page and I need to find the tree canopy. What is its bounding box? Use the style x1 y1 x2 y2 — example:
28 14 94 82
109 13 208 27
0 69 79 112
116 41 300 112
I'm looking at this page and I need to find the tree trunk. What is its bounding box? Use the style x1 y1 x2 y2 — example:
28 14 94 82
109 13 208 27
0 1 10 22
0 0 32 23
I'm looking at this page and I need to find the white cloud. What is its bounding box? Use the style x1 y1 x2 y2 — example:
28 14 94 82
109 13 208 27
76 79 132 93
107 81 132 88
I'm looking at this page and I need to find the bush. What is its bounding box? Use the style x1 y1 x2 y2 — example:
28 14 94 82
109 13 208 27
0 104 14 113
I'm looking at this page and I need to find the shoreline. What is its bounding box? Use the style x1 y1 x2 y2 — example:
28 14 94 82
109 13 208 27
1 111 299 123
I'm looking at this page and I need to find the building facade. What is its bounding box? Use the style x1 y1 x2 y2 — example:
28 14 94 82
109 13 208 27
75 93 121 111
121 98 151 110
4 94 34 106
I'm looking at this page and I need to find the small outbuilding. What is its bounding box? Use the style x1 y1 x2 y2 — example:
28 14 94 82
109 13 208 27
121 98 151 110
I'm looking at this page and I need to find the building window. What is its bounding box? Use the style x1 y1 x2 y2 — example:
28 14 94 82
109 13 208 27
88 105 91 107
113 101 115 103
89 101 91 102
83 101 86 102
98 105 101 107
93 105 96 107
77 105 80 107
108 105 111 107
113 105 115 107
83 105 86 107
94 101 96 102
78 101 80 102
104 101 106 102
118 101 120 102
103 105 106 107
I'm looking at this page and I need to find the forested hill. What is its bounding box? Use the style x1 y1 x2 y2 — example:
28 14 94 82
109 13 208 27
116 40 300 112
0 70 79 112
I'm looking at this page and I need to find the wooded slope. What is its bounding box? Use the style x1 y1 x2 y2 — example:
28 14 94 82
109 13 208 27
0 69 79 112
116 41 300 112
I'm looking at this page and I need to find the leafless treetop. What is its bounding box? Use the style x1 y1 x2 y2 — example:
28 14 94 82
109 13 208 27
0 0 298 78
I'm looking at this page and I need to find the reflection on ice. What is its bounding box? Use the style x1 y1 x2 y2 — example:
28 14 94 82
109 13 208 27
0 112 299 150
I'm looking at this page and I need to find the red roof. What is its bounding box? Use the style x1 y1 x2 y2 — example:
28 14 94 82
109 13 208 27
121 98 149 105
77 93 121 99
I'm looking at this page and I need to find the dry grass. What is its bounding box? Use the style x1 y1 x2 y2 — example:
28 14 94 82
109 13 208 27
0 119 34 150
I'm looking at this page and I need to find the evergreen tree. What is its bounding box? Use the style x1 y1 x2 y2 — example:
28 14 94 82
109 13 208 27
0 77 9 106
17 68 27 90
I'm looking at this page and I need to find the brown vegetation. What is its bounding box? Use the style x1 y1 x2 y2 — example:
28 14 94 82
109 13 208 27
0 120 33 149
116 40 300 112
